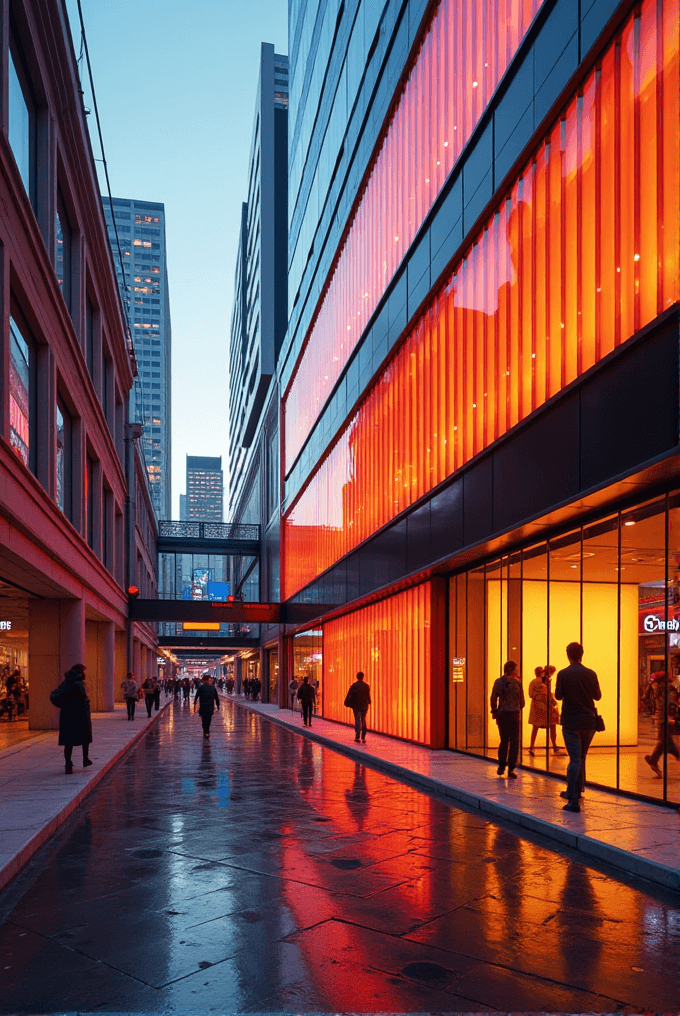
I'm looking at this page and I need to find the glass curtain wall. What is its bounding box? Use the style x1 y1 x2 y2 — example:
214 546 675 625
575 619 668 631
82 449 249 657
448 492 680 805
293 630 323 713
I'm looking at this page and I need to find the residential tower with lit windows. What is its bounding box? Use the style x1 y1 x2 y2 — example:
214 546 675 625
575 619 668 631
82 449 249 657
104 197 172 520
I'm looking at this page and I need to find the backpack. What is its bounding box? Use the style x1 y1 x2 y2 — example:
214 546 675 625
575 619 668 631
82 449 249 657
50 682 70 708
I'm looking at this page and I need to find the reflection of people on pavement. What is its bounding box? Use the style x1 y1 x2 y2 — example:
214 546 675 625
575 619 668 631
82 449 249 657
344 761 370 830
297 736 315 792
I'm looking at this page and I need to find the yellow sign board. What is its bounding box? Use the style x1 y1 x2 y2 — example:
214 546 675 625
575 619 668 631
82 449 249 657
451 657 465 683
182 622 221 631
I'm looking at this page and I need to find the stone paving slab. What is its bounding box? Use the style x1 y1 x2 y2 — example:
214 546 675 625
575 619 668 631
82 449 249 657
0 699 170 892
233 697 680 892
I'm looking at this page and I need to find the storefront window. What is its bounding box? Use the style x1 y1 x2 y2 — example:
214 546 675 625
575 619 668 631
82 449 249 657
268 646 279 703
620 500 669 801
293 630 322 713
448 492 680 805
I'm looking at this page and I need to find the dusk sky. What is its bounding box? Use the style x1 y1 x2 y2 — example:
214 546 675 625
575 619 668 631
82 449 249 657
65 0 288 517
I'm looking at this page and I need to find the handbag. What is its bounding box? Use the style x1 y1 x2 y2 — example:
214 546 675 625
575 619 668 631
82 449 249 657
595 712 605 732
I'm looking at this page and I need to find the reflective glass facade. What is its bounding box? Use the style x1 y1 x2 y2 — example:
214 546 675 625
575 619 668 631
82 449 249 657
283 0 680 600
448 493 680 805
284 0 546 471
323 584 432 743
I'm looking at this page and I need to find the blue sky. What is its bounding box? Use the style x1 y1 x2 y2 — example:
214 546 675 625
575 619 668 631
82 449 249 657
66 0 288 517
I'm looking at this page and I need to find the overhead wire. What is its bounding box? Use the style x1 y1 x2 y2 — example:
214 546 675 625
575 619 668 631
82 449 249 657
74 0 147 433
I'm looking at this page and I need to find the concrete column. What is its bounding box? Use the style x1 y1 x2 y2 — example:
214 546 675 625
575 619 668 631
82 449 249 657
28 597 85 730
235 655 243 695
85 620 98 709
115 629 126 701
133 638 141 679
100 621 115 711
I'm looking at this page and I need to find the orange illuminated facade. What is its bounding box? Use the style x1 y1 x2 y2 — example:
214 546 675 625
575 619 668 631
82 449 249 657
323 584 435 744
284 0 546 471
283 0 680 601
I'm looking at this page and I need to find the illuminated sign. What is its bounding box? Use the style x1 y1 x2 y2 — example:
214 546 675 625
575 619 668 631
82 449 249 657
643 615 680 633
183 622 221 632
0 621 12 630
451 657 465 683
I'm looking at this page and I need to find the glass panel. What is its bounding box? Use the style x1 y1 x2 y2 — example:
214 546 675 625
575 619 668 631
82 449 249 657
448 572 467 750
667 493 680 806
8 49 31 198
56 199 71 312
620 499 669 801
268 647 279 704
293 629 323 715
581 514 620 792
324 585 430 741
522 543 548 771
9 317 30 468
56 402 64 513
465 565 486 756
485 559 504 755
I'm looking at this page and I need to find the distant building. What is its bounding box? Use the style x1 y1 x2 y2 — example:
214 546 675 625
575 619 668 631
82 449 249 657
228 43 288 519
104 197 172 520
179 494 187 521
186 456 224 522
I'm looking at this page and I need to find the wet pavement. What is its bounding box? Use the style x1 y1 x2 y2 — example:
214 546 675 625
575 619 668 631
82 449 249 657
0 700 679 1014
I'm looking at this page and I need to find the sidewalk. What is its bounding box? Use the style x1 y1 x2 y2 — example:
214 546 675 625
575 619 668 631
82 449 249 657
232 696 680 892
0 699 170 891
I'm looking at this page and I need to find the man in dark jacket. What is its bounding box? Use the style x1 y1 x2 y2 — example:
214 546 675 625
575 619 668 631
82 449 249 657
194 673 220 739
345 671 371 743
297 676 316 726
490 661 525 778
57 664 93 774
555 642 602 812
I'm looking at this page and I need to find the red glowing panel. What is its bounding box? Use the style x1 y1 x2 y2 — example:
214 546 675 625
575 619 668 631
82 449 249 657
283 0 679 601
323 584 432 744
284 0 546 473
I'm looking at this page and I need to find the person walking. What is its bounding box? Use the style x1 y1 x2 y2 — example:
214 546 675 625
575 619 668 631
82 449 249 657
644 671 679 777
344 671 371 743
153 678 161 711
121 672 139 720
555 642 602 812
490 660 525 778
297 676 316 727
54 663 92 774
194 673 220 739
141 674 158 718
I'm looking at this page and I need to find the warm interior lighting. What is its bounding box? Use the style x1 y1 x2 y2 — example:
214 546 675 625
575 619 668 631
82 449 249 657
486 580 638 750
182 622 221 631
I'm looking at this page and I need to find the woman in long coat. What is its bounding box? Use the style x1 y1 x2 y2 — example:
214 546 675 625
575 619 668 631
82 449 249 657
528 665 563 756
58 663 93 773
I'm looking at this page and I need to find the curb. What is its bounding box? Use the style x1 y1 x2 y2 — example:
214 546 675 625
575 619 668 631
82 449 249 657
231 698 680 893
0 701 171 893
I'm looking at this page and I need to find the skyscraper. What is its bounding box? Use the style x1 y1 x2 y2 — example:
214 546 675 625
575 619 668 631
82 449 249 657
104 197 172 520
265 0 680 811
186 456 224 522
228 43 288 519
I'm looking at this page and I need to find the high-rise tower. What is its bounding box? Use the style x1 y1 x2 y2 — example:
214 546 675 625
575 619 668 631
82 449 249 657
104 197 172 520
186 456 224 522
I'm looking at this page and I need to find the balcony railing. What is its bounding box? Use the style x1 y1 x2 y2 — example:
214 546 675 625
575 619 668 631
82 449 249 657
158 521 260 541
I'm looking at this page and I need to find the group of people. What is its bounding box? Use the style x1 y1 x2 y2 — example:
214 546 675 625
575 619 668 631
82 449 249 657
0 665 27 720
242 676 261 700
291 670 371 743
491 642 601 812
120 672 161 719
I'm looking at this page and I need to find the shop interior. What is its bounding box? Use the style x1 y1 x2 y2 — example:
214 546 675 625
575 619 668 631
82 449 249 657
449 494 680 805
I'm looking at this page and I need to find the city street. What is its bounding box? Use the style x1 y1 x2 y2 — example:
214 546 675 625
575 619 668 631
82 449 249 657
0 699 679 1014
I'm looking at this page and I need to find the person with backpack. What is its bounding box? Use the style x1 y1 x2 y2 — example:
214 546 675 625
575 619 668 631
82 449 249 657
490 660 525 778
121 672 139 720
344 671 371 743
296 675 316 726
51 663 92 774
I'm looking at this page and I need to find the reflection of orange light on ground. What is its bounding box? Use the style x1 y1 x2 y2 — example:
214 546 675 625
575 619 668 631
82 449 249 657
282 0 679 600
